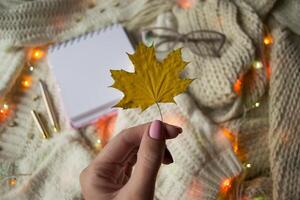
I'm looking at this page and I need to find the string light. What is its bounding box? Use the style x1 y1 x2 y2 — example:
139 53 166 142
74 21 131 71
8 178 17 186
21 75 32 89
29 66 34 72
31 48 45 60
177 0 196 9
0 102 12 123
220 178 233 194
3 103 9 110
221 128 238 153
263 35 273 46
233 78 242 96
254 102 260 108
253 60 263 69
95 112 117 147
245 163 251 168
94 138 102 151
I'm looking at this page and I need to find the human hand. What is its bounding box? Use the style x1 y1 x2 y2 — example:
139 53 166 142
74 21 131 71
80 120 182 200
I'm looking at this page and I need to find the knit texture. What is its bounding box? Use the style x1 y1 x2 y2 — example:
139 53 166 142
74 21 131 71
272 0 300 36
268 19 300 200
1 0 300 199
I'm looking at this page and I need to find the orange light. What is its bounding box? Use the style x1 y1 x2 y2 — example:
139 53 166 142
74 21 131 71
177 0 196 9
233 78 242 96
94 112 117 147
21 75 32 89
220 178 232 194
31 48 45 60
221 128 238 153
263 35 273 46
0 103 12 123
8 178 17 186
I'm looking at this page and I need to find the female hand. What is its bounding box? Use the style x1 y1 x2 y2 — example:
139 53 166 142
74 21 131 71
80 120 182 200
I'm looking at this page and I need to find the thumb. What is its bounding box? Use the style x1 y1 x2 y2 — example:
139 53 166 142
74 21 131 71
127 120 167 198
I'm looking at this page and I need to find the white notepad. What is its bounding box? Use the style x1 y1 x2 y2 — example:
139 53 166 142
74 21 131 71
48 25 134 128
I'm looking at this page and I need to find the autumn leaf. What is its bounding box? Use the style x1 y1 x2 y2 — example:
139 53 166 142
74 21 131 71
110 43 193 111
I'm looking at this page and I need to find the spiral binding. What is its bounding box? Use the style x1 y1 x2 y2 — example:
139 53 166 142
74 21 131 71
49 24 120 52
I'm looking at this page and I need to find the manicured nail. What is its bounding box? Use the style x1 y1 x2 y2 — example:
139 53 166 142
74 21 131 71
149 120 163 140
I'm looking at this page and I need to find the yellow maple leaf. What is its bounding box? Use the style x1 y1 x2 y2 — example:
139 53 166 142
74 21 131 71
110 43 193 112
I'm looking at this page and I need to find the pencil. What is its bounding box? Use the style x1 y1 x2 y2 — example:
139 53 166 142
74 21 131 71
31 110 50 139
39 80 60 133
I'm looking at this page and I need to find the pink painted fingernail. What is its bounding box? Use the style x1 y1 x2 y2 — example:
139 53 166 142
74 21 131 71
149 120 163 140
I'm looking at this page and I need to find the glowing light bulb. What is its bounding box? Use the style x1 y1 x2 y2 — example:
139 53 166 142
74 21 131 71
0 102 12 123
29 66 34 71
21 75 32 89
233 78 242 96
3 103 9 110
246 163 251 168
221 128 239 154
95 139 102 151
31 48 45 60
8 178 17 186
254 102 260 108
263 35 273 46
220 178 232 193
253 61 263 69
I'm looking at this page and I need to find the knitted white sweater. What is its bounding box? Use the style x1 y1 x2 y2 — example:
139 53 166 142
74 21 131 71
1 0 299 199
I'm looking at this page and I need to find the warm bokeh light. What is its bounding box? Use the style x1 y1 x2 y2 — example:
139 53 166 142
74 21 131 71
253 60 263 69
177 0 196 9
0 102 12 123
220 178 232 194
94 112 118 147
8 178 17 186
233 78 242 96
263 35 273 46
31 48 45 60
21 75 32 89
29 66 34 72
221 128 238 153
94 139 102 151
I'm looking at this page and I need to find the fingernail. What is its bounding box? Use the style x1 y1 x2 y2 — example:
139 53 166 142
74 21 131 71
149 120 163 140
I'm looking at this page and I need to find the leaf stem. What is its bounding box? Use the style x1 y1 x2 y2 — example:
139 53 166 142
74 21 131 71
155 101 163 122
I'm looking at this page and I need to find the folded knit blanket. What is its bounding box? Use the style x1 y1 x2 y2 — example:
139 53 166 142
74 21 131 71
1 0 300 199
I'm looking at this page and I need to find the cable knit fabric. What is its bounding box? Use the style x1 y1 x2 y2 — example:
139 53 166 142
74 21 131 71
1 0 300 199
